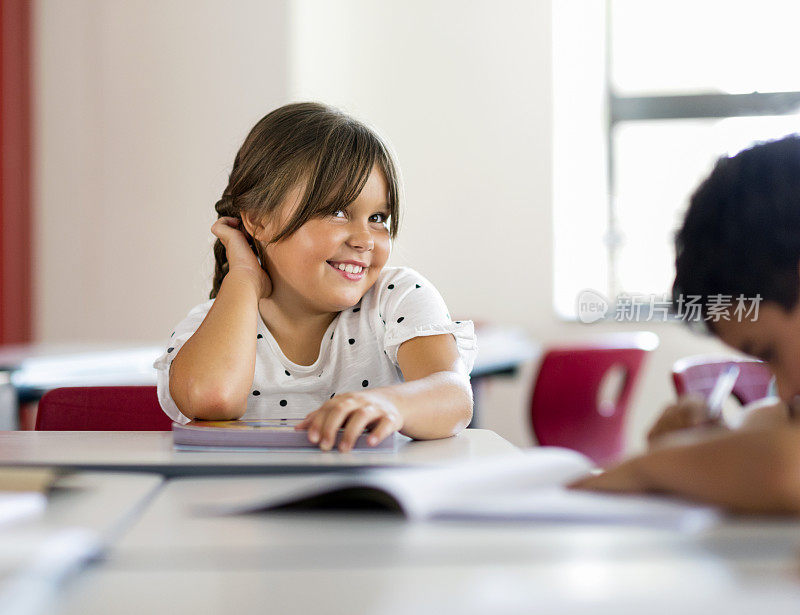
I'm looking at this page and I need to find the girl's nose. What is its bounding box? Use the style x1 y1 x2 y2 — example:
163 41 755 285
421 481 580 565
346 228 373 251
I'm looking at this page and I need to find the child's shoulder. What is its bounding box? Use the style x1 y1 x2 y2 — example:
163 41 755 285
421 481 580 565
373 266 432 290
362 266 434 306
361 266 446 316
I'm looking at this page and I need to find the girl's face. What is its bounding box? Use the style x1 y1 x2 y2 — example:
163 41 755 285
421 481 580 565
259 165 392 314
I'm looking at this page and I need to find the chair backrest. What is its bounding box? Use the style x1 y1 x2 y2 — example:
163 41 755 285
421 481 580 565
671 356 773 405
35 386 173 430
529 333 657 466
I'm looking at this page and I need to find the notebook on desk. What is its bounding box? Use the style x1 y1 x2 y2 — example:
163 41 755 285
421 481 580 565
172 419 397 451
196 447 720 531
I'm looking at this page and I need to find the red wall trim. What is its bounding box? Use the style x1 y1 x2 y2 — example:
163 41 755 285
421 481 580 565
0 0 32 344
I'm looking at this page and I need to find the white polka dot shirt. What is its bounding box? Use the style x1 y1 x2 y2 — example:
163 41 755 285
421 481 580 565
154 267 477 424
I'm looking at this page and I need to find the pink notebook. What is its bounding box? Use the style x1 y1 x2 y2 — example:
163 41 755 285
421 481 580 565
172 418 396 451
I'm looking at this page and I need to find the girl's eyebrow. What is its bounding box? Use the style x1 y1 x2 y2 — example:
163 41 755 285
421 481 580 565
355 203 389 213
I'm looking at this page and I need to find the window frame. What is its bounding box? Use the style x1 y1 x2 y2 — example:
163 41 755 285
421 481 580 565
605 0 800 301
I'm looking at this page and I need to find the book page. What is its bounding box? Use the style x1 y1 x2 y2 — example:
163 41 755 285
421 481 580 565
369 447 595 518
435 487 720 531
198 447 720 529
200 447 594 518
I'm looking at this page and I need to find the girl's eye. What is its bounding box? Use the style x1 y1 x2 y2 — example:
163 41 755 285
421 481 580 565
370 213 389 224
332 210 347 219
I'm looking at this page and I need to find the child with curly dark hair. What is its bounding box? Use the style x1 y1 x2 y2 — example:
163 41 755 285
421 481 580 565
577 135 800 513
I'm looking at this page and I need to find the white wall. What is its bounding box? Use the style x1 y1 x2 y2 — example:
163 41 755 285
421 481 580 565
291 0 555 328
33 0 731 452
34 0 289 342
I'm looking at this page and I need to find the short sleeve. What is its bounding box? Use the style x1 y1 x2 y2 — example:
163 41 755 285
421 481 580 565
378 268 477 376
153 299 215 424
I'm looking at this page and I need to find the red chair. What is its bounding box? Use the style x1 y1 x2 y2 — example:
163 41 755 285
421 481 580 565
671 356 773 405
529 332 658 466
35 386 173 430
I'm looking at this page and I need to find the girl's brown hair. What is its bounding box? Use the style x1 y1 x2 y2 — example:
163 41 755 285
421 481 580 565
210 102 401 298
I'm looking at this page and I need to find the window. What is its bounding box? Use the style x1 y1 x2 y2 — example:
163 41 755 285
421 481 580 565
554 0 800 319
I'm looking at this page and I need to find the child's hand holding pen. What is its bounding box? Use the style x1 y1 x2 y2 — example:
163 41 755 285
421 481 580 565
646 366 739 448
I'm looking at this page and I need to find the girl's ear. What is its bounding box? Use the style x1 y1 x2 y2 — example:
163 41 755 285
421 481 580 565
241 212 267 241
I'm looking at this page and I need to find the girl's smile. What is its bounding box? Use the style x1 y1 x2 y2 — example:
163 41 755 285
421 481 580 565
326 260 369 281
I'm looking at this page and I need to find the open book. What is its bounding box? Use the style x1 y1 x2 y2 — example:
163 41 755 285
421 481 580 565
173 418 396 450
198 447 720 530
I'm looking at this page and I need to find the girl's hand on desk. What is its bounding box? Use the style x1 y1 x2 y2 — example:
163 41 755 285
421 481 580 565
295 392 404 452
211 217 272 298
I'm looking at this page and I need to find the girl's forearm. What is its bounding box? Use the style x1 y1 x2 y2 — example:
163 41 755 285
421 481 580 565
169 271 261 420
376 371 473 440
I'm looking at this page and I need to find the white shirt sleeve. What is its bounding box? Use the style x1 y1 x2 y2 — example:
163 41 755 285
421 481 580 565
152 299 215 424
378 268 477 376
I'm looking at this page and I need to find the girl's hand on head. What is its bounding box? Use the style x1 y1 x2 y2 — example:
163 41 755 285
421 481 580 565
211 217 272 298
295 391 404 452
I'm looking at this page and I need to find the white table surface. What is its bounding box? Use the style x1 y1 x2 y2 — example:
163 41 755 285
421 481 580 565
0 473 163 613
3 472 162 546
55 474 800 615
0 429 519 476
0 343 163 388
5 432 800 615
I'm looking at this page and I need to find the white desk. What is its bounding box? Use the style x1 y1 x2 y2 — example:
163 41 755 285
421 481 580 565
0 429 519 476
2 432 799 614
0 473 162 614
2 472 162 547
56 475 800 615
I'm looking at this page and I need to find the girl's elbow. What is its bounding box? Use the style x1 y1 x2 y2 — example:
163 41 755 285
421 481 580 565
451 386 473 434
460 397 474 429
453 411 472 436
183 382 246 421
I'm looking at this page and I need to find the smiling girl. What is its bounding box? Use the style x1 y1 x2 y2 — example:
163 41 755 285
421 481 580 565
154 103 476 451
